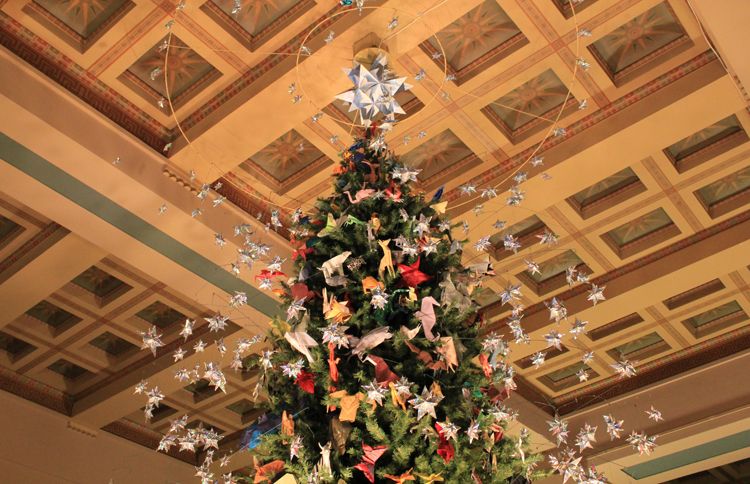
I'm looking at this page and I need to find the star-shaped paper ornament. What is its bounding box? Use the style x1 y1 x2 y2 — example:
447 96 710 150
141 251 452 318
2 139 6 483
603 414 625 440
335 53 412 126
140 326 164 356
398 257 431 286
408 387 443 420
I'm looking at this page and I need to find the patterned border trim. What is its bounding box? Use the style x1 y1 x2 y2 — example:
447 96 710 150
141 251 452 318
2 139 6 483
0 223 68 284
0 12 171 151
0 365 73 415
444 50 718 205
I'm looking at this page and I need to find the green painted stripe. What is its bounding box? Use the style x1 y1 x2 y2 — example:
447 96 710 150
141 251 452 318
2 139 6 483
0 132 279 317
623 430 750 479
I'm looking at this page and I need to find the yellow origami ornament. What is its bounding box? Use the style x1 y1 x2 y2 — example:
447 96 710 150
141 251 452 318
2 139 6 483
322 288 351 323
378 239 395 278
430 201 448 215
389 382 406 410
414 472 444 483
281 410 294 437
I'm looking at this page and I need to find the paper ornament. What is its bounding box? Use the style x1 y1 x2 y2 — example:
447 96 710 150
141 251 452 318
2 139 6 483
399 257 431 287
378 239 395 278
354 443 388 483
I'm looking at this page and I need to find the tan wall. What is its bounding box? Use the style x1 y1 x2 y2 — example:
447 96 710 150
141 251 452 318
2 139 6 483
0 392 194 484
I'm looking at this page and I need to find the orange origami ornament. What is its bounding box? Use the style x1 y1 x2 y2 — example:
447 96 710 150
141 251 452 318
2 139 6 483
329 390 364 422
389 382 406 410
384 468 415 483
253 459 285 483
414 472 444 483
362 276 384 293
281 410 294 437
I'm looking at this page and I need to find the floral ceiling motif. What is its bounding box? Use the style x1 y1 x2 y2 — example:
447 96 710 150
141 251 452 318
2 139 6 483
427 0 522 72
245 130 327 183
606 207 673 246
400 130 473 181
590 2 686 75
695 166 750 206
666 115 744 161
122 36 219 106
484 69 570 132
32 0 130 37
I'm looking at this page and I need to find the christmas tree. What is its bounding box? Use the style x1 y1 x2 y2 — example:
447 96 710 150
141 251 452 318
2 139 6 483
244 127 542 483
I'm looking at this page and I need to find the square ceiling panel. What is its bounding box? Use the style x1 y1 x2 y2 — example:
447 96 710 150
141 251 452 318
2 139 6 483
400 130 476 187
136 301 185 329
538 362 598 392
694 165 750 219
664 115 748 173
682 301 748 339
517 249 590 295
602 207 680 258
25 300 81 334
119 36 221 110
482 69 575 143
0 214 24 251
567 167 647 219
71 265 131 303
0 330 36 362
241 129 331 191
607 331 669 361
48 358 91 380
201 0 310 51
23 0 134 52
552 0 598 19
422 0 528 84
89 331 138 357
589 2 690 85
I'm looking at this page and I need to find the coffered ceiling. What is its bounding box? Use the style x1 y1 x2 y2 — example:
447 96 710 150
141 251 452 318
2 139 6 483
1 0 750 481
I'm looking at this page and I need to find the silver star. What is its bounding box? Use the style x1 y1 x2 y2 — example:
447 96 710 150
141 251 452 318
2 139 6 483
180 319 195 340
544 330 565 351
370 288 389 309
603 414 625 440
546 297 568 322
466 419 480 443
206 314 229 332
173 347 186 362
537 229 558 246
363 381 387 406
576 368 589 382
134 379 148 394
531 352 546 369
408 387 443 420
530 156 544 167
335 53 412 126
324 31 335 44
524 259 541 275
481 187 498 199
627 431 658 455
492 220 506 230
286 298 307 322
547 415 569 446
193 339 207 353
229 291 247 308
474 236 491 252
503 234 521 253
281 358 305 379
459 183 477 195
582 351 594 364
569 318 588 338
646 406 663 422
439 421 460 441
611 359 636 378
587 284 606 305
500 284 522 305
140 326 164 356
575 424 597 452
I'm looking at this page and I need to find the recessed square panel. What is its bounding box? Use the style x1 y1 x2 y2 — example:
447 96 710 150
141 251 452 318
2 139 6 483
539 362 598 392
25 300 81 331
23 0 134 52
602 207 679 258
201 0 310 51
694 165 750 218
119 36 221 109
136 301 185 329
588 313 644 340
72 266 131 300
665 115 748 173
607 331 669 361
489 215 546 259
0 215 24 250
567 167 647 219
227 398 263 423
48 358 90 380
89 331 138 356
589 3 689 85
422 1 528 83
241 130 330 190
144 403 177 423
482 70 574 143
0 330 36 361
663 279 726 310
517 249 590 296
682 301 748 338
184 379 218 402
400 130 475 184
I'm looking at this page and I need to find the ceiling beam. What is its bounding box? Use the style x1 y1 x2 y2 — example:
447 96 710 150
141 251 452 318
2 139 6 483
0 230 106 328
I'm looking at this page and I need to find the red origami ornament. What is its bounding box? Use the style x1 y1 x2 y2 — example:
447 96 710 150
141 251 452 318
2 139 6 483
367 355 399 386
478 353 493 379
295 370 315 394
254 269 286 281
398 257 431 287
435 423 455 463
354 443 388 483
291 282 314 301
292 243 313 261
328 343 340 383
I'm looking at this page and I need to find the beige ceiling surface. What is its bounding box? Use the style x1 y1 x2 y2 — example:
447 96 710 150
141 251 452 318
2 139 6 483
1 0 750 481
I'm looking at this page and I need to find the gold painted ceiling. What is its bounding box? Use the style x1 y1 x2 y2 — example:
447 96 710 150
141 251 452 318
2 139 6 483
0 0 749 481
